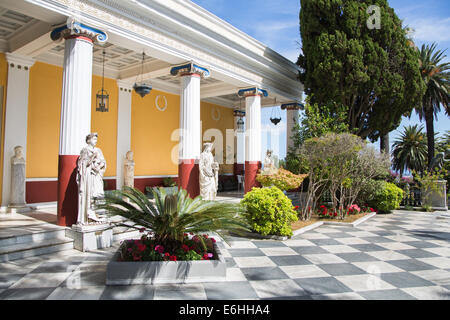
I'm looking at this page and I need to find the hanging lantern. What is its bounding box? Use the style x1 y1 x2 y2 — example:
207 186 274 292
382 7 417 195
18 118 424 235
270 98 281 125
235 97 245 132
133 52 152 98
96 50 109 112
237 117 245 132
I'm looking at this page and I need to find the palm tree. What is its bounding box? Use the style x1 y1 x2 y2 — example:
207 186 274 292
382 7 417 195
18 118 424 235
99 187 250 250
415 43 450 169
392 125 428 176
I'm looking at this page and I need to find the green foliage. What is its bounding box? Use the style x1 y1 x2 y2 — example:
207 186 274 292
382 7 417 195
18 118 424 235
414 169 447 208
100 186 251 249
163 177 177 187
392 125 428 175
241 187 298 237
256 168 308 191
369 181 404 213
298 0 425 141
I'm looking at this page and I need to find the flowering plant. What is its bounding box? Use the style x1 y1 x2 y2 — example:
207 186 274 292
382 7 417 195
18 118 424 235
347 204 361 215
119 233 217 262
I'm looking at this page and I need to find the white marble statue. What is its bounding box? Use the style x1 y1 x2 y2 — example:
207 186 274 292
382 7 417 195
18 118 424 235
76 133 107 225
9 146 27 208
199 143 219 200
262 149 277 175
124 150 135 188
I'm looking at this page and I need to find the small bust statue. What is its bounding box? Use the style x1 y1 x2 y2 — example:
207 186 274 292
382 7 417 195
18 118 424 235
430 149 450 172
11 146 25 165
199 143 219 200
262 149 277 175
124 150 135 188
76 133 107 225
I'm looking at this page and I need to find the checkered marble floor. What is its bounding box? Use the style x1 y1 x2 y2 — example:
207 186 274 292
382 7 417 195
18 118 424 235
1 210 449 300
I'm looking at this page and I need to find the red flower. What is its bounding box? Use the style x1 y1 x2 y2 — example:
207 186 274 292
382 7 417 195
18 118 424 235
211 238 216 243
294 206 299 210
155 245 164 253
182 244 190 252
169 255 177 261
164 252 170 257
334 212 337 217
202 253 209 260
139 228 145 233
137 243 146 252
370 207 375 212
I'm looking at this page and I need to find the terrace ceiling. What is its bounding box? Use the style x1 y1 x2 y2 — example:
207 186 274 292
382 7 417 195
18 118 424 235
0 0 303 108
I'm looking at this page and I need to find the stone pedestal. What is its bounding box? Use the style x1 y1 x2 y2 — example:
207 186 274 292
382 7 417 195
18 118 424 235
66 223 113 252
422 180 448 211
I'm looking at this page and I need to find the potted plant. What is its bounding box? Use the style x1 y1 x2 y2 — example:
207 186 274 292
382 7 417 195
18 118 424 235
162 176 178 194
100 187 250 284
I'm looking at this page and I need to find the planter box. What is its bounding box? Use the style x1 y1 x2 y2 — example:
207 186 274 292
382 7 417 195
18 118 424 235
106 243 226 285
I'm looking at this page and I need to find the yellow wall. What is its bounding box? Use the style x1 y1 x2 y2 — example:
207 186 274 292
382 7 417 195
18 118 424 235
26 62 119 178
0 53 8 202
131 89 180 176
201 101 234 174
18 61 235 184
91 75 118 177
26 62 62 178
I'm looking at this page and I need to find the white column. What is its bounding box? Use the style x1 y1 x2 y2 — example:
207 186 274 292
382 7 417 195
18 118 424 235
282 102 303 153
286 108 299 151
179 74 201 161
245 95 262 162
59 37 93 155
1 53 35 207
116 81 133 189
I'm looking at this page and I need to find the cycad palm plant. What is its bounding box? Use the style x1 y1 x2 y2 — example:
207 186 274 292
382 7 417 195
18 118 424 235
415 43 450 168
392 125 428 176
99 187 250 250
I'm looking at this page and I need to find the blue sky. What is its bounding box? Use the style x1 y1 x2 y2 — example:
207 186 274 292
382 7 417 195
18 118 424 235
192 0 450 159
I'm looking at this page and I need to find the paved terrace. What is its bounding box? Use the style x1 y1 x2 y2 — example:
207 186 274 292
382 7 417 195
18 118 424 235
0 209 449 300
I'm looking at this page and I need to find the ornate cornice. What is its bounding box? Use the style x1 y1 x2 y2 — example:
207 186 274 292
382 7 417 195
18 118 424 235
237 87 268 98
280 102 305 111
170 62 210 78
50 18 108 43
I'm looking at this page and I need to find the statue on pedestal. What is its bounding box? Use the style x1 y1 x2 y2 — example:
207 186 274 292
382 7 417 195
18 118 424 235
199 143 219 200
262 149 277 175
76 133 107 225
8 146 27 209
124 150 135 188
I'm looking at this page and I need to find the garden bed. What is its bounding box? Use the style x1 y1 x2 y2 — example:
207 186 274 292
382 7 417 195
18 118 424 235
291 212 376 236
106 242 226 285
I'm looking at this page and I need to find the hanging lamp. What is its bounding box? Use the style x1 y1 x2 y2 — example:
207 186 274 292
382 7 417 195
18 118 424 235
270 97 281 125
236 96 245 132
96 49 109 112
133 52 152 98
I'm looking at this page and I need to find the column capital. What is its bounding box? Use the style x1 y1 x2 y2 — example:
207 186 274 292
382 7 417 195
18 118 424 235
117 80 134 92
281 102 304 111
237 87 268 98
5 53 35 69
233 109 246 117
50 18 108 43
170 61 210 78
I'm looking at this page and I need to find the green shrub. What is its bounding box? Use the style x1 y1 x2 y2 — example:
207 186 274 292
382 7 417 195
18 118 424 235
240 187 298 236
369 181 404 213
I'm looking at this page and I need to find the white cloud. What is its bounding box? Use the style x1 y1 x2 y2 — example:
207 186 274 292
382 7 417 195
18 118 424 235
410 17 450 42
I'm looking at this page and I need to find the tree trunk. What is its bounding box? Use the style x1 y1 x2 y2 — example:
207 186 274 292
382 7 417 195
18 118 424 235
425 107 435 170
380 133 390 154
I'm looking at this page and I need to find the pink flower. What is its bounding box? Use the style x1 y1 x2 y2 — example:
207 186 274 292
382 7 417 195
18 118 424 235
155 245 164 253
207 253 213 258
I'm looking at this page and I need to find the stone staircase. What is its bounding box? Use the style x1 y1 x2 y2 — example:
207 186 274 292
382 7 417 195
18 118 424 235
0 212 141 262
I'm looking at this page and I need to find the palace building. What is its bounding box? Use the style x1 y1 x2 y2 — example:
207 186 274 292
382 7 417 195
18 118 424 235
0 0 303 226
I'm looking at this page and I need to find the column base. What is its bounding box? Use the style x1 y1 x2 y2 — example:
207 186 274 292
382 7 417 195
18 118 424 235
244 161 261 193
178 159 200 199
233 163 245 176
57 155 79 227
66 223 113 252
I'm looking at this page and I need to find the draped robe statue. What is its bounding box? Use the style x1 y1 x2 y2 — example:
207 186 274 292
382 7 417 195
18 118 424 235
124 150 135 188
262 149 277 175
199 143 219 200
76 133 107 225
